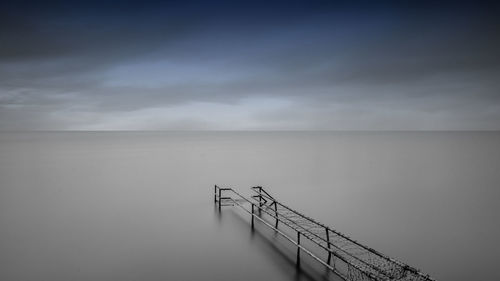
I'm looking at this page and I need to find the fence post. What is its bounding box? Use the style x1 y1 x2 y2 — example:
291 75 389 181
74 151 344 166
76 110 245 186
296 231 301 265
258 187 262 210
251 204 255 228
326 227 332 264
274 201 279 228
218 188 222 210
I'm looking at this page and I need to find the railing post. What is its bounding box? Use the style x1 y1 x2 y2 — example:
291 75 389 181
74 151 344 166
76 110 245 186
251 204 255 228
258 187 263 215
296 231 301 265
214 185 217 203
274 201 279 228
326 227 332 264
218 188 222 210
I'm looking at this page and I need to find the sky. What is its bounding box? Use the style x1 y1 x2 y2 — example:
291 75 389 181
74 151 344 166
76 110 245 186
1 0 499 130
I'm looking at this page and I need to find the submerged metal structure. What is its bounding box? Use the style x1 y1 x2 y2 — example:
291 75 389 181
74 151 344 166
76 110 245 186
214 185 435 281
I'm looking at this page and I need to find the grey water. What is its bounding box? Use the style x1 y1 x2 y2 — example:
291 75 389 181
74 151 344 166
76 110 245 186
0 131 499 281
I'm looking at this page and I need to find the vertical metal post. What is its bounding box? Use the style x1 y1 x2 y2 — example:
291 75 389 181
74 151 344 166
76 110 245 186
259 187 262 207
258 187 263 215
296 231 301 265
218 188 222 210
251 204 255 228
274 201 279 228
214 185 217 203
326 227 332 264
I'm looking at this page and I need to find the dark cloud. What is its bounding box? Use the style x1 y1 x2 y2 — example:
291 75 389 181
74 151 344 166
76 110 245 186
0 1 499 130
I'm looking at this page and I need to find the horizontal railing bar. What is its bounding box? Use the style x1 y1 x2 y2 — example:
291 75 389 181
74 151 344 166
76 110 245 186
229 198 349 281
225 188 378 281
258 192 390 256
253 188 434 281
251 192 392 279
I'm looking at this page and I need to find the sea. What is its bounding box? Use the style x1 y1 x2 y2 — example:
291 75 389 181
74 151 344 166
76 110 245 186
1 131 499 281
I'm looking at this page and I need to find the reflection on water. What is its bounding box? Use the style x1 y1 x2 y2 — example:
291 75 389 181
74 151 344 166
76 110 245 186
0 131 499 281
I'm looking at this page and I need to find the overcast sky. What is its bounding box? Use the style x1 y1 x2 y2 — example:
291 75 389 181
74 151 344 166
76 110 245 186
1 0 499 130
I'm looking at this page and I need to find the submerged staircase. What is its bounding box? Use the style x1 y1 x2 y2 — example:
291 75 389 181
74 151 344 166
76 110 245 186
214 185 435 281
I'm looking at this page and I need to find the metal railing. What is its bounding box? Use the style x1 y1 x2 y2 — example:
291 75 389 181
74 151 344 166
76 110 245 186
214 185 435 281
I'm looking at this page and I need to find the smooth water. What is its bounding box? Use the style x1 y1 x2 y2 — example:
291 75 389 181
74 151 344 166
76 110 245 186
0 132 499 281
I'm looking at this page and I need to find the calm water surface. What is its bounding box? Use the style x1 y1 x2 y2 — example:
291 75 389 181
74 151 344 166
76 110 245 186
0 132 499 281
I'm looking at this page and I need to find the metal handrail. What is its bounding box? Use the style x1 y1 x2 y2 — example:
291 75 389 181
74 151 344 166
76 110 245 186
215 185 376 281
217 186 354 280
250 188 398 280
251 187 435 281
214 185 435 281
